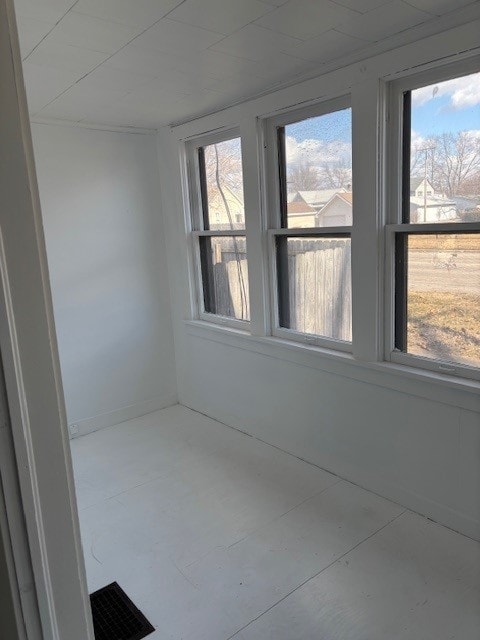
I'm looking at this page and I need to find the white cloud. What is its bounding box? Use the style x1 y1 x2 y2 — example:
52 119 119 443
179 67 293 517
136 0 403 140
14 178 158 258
285 135 352 167
411 71 480 110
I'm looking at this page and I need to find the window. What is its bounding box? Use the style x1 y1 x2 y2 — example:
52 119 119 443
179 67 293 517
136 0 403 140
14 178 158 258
268 99 353 348
390 67 480 379
189 133 249 324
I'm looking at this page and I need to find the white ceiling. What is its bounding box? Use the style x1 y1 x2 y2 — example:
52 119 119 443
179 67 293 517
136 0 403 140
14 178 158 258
13 0 480 130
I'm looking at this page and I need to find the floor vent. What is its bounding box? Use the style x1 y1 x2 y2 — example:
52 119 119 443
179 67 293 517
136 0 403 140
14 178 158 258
90 582 155 640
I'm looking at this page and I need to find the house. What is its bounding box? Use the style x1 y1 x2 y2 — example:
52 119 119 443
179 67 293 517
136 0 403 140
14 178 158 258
287 200 317 226
2 3 479 640
316 191 353 226
207 184 245 228
290 188 347 213
410 176 434 197
409 195 457 222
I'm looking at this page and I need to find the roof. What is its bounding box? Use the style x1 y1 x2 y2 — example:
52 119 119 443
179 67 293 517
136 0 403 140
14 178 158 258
410 177 433 191
319 191 353 213
287 201 315 214
337 192 352 204
410 196 455 207
296 188 347 205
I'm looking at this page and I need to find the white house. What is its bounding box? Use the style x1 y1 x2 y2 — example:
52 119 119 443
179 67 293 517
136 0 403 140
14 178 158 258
316 191 353 226
410 177 434 198
409 195 457 222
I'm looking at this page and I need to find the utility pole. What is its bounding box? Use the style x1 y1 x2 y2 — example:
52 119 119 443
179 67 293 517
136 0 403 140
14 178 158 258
423 146 428 222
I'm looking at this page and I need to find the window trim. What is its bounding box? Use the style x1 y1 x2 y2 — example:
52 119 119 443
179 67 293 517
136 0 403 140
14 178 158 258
264 96 353 350
186 128 250 329
385 61 480 381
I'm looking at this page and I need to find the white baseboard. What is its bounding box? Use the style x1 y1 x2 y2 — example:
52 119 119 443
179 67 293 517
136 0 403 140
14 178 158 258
68 394 178 439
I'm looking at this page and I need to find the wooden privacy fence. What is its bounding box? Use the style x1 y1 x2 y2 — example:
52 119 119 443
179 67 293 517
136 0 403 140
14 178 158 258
212 237 250 320
212 237 351 340
287 238 351 341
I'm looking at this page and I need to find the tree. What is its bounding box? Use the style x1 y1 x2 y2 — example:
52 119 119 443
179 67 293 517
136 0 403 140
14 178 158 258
411 131 480 197
432 131 480 197
321 162 351 190
287 161 320 191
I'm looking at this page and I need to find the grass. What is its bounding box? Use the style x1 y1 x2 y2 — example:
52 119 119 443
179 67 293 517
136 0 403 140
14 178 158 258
408 291 480 367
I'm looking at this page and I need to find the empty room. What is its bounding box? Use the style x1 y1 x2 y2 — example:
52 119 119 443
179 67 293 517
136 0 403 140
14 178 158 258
0 0 479 639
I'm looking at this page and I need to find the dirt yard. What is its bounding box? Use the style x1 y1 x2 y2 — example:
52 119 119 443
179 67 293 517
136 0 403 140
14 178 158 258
407 291 480 367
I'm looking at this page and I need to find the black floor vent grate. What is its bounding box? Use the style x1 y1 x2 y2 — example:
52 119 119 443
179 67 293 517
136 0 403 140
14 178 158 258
90 582 155 640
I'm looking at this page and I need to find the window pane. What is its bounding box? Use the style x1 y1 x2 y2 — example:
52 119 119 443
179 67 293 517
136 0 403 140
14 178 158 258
405 233 480 368
201 138 245 231
282 108 352 228
199 236 249 321
407 71 480 223
277 236 351 341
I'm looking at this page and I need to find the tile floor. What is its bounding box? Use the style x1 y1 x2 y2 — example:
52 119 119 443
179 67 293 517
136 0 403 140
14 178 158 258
71 405 480 640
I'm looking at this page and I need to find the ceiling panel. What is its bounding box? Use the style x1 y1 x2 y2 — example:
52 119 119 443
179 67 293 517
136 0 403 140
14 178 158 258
48 11 140 53
330 0 392 12
133 18 224 55
13 0 480 129
37 82 130 122
288 29 369 62
22 62 81 113
78 65 157 92
165 49 261 81
167 0 273 36
73 0 183 29
258 0 289 6
103 44 180 77
407 0 478 14
210 24 302 61
14 0 75 23
16 15 56 57
337 1 431 41
27 40 109 74
254 0 357 40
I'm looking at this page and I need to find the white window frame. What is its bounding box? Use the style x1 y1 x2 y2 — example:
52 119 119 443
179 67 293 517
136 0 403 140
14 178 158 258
186 128 250 330
264 96 353 352
385 57 480 382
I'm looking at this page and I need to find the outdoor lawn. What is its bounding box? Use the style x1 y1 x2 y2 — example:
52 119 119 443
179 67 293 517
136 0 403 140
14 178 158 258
408 291 480 367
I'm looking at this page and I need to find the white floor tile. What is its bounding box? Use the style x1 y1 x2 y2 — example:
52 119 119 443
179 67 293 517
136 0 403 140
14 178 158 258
238 511 480 640
72 405 480 640
185 481 403 630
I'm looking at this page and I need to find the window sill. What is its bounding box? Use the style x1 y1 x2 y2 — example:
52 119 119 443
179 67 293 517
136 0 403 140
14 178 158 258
184 319 480 413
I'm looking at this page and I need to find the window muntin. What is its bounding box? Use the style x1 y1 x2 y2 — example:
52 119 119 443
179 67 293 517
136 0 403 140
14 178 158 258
392 66 480 378
271 101 353 347
191 133 249 326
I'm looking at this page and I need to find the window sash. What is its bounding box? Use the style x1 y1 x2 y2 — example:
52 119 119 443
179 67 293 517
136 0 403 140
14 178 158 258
194 233 249 327
266 96 354 348
387 60 480 380
187 128 250 327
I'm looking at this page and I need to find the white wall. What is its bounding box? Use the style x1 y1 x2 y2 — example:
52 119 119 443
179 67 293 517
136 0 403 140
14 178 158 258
158 21 480 542
32 124 177 435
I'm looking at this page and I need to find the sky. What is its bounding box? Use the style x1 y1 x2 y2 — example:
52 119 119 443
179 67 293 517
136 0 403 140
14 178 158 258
285 70 480 168
411 70 480 138
285 108 352 168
